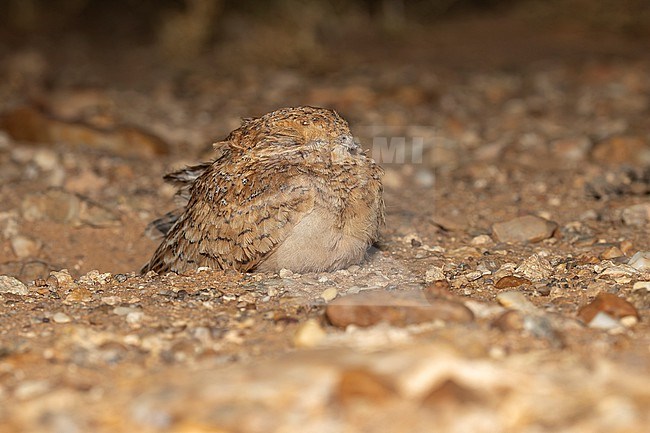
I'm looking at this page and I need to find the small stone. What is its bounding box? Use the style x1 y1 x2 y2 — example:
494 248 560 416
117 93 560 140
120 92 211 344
600 246 624 260
79 270 112 285
326 289 474 328
293 319 326 348
578 293 639 324
464 270 483 281
52 312 71 323
49 269 75 290
424 266 445 283
321 287 338 302
494 275 532 289
516 254 553 281
33 148 59 171
597 263 639 277
278 268 293 278
0 275 28 295
621 203 650 227
101 296 121 305
620 316 638 327
588 312 623 330
64 287 92 303
10 235 42 258
126 311 145 325
620 240 635 255
113 306 136 316
492 215 557 243
496 291 538 314
632 281 650 292
470 234 492 246
628 251 650 271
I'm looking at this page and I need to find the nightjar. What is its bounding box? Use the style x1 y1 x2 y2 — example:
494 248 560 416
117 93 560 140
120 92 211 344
142 106 383 274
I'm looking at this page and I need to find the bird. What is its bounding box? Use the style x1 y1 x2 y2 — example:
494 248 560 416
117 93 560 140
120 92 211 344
142 106 384 274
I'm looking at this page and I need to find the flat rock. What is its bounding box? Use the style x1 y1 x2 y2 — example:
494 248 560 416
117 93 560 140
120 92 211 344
578 293 639 324
516 254 554 281
629 251 650 271
326 289 474 328
0 275 28 295
494 275 532 289
492 215 557 243
622 203 650 227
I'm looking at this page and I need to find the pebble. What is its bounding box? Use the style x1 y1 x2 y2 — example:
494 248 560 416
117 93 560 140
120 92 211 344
278 268 294 278
588 312 623 330
326 289 474 328
621 203 650 227
101 296 122 305
52 312 72 323
464 270 484 281
0 275 29 295
578 293 639 324
48 269 76 290
620 240 635 255
126 311 145 325
516 254 553 281
628 251 650 271
113 306 137 316
10 235 42 258
293 319 327 348
64 287 92 303
79 270 112 285
496 291 538 314
492 215 557 243
321 287 338 302
632 281 650 292
494 275 532 289
600 246 624 260
424 266 445 283
470 234 492 246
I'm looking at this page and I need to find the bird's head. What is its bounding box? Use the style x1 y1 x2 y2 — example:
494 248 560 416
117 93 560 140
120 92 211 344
232 106 362 163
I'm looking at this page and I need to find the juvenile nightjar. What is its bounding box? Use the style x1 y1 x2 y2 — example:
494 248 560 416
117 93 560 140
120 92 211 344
142 106 384 274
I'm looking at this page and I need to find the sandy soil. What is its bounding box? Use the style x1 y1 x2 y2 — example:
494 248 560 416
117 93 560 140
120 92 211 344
0 9 649 433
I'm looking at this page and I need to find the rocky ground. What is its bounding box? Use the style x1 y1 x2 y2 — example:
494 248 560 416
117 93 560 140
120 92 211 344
0 9 649 433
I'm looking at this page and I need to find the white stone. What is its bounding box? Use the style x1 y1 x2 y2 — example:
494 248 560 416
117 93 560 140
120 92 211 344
320 287 338 302
52 312 71 323
632 281 650 292
425 266 445 283
588 312 622 330
628 251 650 271
293 319 326 348
0 275 28 295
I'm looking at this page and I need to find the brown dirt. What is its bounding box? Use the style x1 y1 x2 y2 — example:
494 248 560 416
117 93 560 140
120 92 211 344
0 9 649 433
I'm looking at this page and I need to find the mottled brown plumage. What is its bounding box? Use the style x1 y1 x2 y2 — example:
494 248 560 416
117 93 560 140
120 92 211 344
142 106 383 274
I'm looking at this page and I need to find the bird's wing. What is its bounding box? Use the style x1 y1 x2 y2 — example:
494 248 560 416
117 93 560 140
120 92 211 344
143 162 317 273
